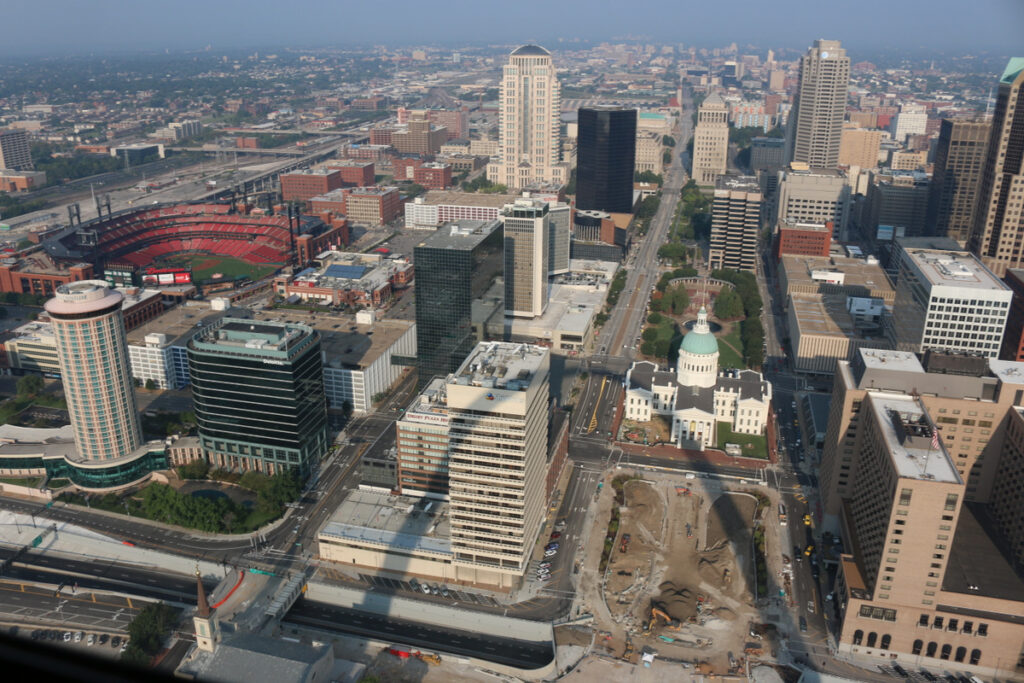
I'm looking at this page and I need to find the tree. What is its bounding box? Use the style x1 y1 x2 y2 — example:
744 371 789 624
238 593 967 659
647 312 663 325
714 288 743 319
663 150 673 165
663 135 676 147
633 170 663 186
16 374 44 398
144 379 158 391
403 183 426 198
125 602 179 659
640 340 656 357
642 328 659 343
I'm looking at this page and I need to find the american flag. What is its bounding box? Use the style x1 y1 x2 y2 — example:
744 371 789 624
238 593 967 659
931 427 940 451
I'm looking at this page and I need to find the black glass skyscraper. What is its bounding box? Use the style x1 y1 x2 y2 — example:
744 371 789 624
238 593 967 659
414 219 503 386
188 318 328 480
576 106 637 214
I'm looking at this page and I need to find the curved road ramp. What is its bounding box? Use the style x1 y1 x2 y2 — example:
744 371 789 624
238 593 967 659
291 582 556 678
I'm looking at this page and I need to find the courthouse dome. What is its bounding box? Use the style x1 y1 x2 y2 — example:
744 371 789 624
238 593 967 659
680 306 720 356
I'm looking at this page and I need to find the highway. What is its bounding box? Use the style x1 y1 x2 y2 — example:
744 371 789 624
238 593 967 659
285 600 553 670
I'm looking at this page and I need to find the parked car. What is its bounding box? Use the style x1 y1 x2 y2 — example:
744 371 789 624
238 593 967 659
799 617 807 633
538 562 552 569
74 631 83 643
62 632 71 642
87 634 95 646
544 549 557 557
99 634 109 645
420 584 431 594
550 532 561 540
111 636 121 648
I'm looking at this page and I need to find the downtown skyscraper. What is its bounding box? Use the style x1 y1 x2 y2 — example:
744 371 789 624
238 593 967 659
785 39 850 169
968 58 1024 277
486 45 567 189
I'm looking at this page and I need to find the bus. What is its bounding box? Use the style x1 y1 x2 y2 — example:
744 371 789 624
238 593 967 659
778 503 787 526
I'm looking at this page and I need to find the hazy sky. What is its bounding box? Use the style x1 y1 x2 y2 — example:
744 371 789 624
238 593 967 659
4 0 1022 57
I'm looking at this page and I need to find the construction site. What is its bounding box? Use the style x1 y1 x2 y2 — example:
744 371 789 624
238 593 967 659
578 470 780 677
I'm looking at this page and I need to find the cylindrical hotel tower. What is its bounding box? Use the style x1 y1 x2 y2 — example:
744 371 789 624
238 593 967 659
44 280 142 461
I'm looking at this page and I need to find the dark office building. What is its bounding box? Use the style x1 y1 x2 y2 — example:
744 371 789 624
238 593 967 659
188 318 328 479
413 219 504 386
576 106 637 214
926 118 990 246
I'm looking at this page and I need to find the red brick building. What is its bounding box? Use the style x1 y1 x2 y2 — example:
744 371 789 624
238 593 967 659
0 254 94 296
235 136 260 149
280 169 344 203
1001 269 1024 362
295 220 351 265
326 160 375 187
351 96 389 111
413 162 452 190
776 220 833 260
392 157 424 181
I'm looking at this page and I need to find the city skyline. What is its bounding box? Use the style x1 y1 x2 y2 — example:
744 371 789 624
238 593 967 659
0 0 1022 57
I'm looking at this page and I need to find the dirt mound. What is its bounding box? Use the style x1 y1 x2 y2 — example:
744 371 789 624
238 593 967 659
698 549 730 584
653 581 697 622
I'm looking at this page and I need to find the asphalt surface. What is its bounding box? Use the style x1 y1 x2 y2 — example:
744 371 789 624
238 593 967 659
285 599 554 670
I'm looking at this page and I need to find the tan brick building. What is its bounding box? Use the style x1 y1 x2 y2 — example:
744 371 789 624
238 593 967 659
821 349 1024 679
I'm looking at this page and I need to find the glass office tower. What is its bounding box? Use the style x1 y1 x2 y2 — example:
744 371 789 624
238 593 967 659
188 318 328 479
414 219 503 386
576 106 637 214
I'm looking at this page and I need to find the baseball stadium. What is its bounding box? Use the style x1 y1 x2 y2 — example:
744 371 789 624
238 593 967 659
41 201 349 289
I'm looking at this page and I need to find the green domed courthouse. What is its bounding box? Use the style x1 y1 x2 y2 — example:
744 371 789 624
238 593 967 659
624 305 772 450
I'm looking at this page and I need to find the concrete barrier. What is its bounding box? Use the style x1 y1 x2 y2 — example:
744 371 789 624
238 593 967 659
305 581 553 644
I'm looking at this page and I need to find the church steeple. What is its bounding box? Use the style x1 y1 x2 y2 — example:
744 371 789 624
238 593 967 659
196 567 210 618
193 566 220 653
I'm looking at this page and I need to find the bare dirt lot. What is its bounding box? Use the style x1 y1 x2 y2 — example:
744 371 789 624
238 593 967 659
593 475 764 677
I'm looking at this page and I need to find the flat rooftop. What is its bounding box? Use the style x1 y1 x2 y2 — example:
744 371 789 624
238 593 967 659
781 255 894 297
789 293 884 340
125 304 412 370
779 219 831 233
415 218 501 251
714 175 760 193
451 342 548 392
904 249 1009 292
857 348 924 374
1 251 90 276
866 394 960 484
319 489 451 556
403 377 449 421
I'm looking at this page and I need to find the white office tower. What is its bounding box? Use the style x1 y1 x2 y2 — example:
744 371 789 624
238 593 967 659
785 39 850 169
486 45 568 189
501 198 550 318
888 248 1011 358
692 92 729 186
446 342 550 588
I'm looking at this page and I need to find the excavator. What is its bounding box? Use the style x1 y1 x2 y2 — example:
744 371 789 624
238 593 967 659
650 606 683 631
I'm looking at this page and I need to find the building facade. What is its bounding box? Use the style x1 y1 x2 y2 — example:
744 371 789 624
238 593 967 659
838 125 882 170
708 176 762 272
280 169 344 203
188 318 328 479
775 168 852 239
819 348 1024 680
969 59 1024 277
414 219 504 385
486 45 567 189
750 137 785 172
692 92 729 186
445 342 550 588
888 248 1011 358
926 119 990 247
502 199 550 318
785 39 850 169
44 281 143 461
576 106 637 214
0 128 33 171
775 219 832 260
395 378 450 499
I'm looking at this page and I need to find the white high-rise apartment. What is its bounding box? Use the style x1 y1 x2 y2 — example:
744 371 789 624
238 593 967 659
887 249 1011 358
44 281 142 461
890 103 927 144
501 198 550 318
785 39 850 169
446 342 549 588
486 45 567 189
692 92 729 186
